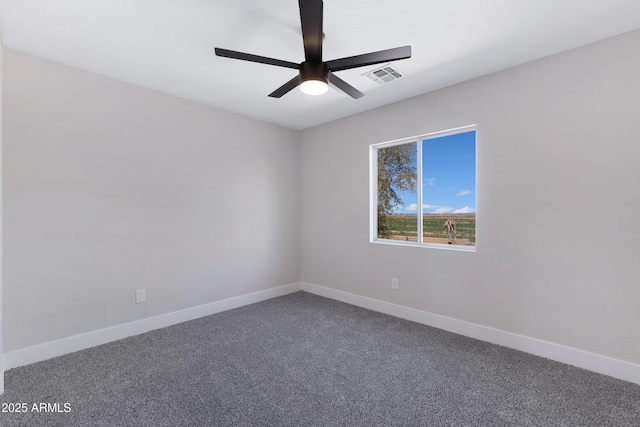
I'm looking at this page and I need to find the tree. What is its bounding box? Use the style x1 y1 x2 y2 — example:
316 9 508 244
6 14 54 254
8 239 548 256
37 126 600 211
377 144 417 238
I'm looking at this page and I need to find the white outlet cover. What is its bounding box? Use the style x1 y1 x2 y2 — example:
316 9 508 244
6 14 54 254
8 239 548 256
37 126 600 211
136 289 146 303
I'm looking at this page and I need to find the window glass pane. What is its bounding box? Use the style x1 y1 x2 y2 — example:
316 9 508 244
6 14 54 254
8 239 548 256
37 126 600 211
377 142 417 241
422 131 476 246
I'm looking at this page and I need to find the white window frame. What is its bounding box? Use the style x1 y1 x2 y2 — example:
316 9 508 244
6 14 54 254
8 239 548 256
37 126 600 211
369 125 477 252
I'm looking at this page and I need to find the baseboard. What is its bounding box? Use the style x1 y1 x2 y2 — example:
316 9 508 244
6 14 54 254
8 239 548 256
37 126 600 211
5 282 302 371
301 282 640 386
7 281 639 387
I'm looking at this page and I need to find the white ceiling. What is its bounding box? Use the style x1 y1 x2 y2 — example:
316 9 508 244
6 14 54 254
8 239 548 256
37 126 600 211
1 0 640 130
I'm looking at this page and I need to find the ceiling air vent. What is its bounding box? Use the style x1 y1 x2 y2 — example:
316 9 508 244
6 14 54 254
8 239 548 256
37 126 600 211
363 64 405 85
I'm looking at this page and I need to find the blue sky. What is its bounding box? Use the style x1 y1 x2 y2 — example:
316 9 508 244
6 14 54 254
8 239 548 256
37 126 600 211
394 131 476 214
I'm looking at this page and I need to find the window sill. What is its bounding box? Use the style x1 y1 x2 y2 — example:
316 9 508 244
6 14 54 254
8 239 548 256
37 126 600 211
371 238 476 252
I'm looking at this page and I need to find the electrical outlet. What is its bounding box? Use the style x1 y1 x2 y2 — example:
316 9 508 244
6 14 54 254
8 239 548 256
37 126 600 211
136 289 146 304
391 278 399 290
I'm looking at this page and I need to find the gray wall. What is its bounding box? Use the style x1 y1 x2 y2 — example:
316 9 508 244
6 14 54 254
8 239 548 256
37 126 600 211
300 30 640 365
3 50 301 352
0 32 4 394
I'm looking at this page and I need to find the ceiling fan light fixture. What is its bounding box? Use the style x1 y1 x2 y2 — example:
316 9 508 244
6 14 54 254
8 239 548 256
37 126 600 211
300 78 328 95
299 61 329 96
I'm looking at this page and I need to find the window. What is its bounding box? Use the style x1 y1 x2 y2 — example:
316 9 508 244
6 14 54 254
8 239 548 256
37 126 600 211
370 126 476 251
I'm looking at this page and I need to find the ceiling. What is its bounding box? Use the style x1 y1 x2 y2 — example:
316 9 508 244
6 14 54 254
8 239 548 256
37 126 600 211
1 0 640 130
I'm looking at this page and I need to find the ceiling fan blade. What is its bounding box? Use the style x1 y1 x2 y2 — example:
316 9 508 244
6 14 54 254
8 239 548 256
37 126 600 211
328 73 364 99
215 48 299 69
268 75 301 98
326 45 411 72
298 0 323 62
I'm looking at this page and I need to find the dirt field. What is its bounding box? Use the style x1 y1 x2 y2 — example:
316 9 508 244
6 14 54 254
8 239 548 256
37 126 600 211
380 214 475 246
387 235 471 245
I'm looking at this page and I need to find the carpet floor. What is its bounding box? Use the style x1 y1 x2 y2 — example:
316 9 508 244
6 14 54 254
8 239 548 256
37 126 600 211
1 291 639 426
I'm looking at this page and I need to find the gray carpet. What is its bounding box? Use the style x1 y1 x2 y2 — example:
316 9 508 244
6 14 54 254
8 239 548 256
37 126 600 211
1 291 639 426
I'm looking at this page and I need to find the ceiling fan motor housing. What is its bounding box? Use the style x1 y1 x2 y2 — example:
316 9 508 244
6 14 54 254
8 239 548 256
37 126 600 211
299 61 329 84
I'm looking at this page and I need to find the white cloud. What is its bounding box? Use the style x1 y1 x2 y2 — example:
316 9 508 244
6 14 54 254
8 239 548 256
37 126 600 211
389 203 475 214
454 207 475 214
422 204 454 214
421 204 476 214
456 190 472 197
434 207 455 214
426 178 435 186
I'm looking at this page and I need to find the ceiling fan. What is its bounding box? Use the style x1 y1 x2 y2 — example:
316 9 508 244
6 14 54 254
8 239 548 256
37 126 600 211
215 0 411 99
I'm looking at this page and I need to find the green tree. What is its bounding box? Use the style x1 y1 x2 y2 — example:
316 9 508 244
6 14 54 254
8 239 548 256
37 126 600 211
377 144 417 238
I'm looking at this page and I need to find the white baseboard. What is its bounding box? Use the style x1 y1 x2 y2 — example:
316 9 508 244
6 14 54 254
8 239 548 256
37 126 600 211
4 282 302 371
6 281 639 387
301 282 640 386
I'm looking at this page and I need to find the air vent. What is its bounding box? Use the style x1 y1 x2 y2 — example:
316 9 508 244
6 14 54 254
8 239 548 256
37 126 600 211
363 64 404 85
